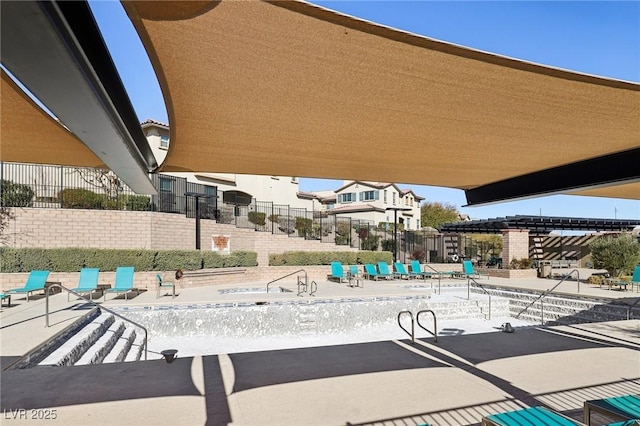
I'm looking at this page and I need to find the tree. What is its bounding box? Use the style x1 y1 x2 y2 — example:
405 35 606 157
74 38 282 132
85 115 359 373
468 234 503 261
420 201 460 230
589 234 640 277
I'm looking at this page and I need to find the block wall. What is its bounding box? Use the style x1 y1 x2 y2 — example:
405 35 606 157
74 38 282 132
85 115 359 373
501 229 530 265
1 208 356 266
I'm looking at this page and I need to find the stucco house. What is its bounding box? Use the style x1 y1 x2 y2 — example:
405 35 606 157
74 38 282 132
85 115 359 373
304 181 424 231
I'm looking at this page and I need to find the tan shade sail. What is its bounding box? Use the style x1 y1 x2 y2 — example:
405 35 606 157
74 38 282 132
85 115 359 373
571 182 640 200
1 70 105 168
123 0 639 201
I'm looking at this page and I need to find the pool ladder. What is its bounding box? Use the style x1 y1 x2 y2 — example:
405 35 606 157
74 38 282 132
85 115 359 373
266 269 317 297
397 309 437 343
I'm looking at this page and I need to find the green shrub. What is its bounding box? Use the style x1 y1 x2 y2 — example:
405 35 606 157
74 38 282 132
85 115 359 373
58 188 104 209
1 180 34 207
268 251 392 266
202 251 257 268
123 194 151 211
295 217 313 238
381 239 396 253
248 211 266 226
509 257 533 269
0 248 257 272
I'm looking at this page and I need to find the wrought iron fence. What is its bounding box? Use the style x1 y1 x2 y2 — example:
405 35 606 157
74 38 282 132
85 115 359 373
1 162 218 217
2 162 461 259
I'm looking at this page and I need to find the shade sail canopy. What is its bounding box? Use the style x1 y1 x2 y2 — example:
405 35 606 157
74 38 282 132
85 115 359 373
123 0 640 203
1 71 105 169
1 1 156 194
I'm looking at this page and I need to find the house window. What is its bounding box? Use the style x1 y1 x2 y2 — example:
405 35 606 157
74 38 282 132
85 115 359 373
384 190 387 203
361 190 379 201
406 218 410 229
392 193 396 205
417 219 420 229
327 203 334 210
160 134 169 149
160 177 172 191
339 193 356 203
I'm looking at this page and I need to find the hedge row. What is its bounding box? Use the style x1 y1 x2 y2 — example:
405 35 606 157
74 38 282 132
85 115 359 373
269 251 392 266
0 248 257 273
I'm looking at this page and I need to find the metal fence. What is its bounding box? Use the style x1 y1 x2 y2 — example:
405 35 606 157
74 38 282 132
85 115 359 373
1 162 218 217
1 162 460 260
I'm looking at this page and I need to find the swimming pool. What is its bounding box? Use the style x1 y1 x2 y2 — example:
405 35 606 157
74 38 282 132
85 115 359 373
113 291 528 357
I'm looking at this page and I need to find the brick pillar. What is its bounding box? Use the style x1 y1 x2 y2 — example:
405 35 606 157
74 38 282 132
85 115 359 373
501 229 530 266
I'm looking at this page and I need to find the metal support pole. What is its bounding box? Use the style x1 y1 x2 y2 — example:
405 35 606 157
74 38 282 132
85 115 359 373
393 209 398 263
195 196 201 250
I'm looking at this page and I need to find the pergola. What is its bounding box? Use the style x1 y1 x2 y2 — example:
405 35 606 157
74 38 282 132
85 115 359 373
1 1 639 204
441 215 640 236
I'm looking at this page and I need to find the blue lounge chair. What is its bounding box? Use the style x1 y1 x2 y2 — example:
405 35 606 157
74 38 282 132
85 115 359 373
377 262 396 280
156 274 176 298
584 394 640 425
364 263 381 281
0 293 11 307
68 268 100 301
104 267 137 301
611 265 640 292
7 270 50 302
328 261 347 283
482 406 581 426
410 260 437 280
462 260 482 279
347 265 363 288
393 262 414 279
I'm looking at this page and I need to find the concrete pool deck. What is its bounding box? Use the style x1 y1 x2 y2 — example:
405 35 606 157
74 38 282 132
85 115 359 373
1 272 639 425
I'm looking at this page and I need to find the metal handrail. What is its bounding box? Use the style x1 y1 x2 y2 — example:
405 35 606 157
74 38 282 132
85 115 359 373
398 309 438 343
266 269 308 294
45 284 148 360
467 277 491 320
515 269 580 322
397 310 415 343
422 264 441 294
627 297 640 320
416 310 438 342
309 280 318 296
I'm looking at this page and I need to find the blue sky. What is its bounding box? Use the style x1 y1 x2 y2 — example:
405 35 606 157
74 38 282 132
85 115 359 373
89 0 640 221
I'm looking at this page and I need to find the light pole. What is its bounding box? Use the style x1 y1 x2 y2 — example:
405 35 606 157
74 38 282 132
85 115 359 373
185 191 216 250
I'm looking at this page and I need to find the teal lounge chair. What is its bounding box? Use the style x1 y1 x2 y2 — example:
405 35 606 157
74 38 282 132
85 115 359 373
364 263 381 281
0 293 11 307
483 406 582 426
584 394 640 425
7 270 50 302
69 268 100 301
104 267 137 301
377 262 396 280
328 261 347 283
347 265 363 288
410 260 438 280
156 274 176 298
611 265 640 292
394 262 416 279
462 260 481 279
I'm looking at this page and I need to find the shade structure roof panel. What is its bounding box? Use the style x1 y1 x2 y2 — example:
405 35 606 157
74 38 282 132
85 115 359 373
123 0 640 200
440 215 640 235
0 71 105 168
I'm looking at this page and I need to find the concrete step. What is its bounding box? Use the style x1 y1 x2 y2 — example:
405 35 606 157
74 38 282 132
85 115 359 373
103 326 137 364
125 331 146 362
75 320 126 365
39 312 115 367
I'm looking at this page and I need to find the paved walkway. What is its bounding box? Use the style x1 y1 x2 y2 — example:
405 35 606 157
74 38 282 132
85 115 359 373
1 271 639 425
